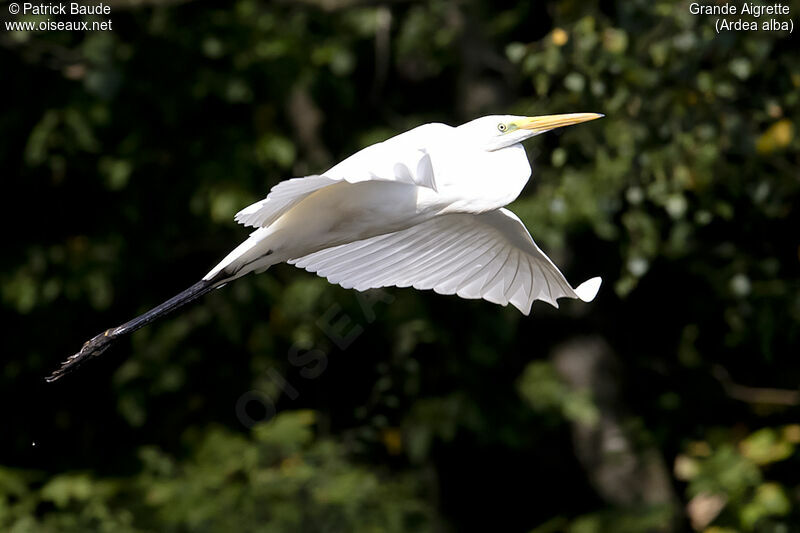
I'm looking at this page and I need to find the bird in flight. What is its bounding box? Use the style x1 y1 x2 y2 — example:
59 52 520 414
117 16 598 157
47 113 603 382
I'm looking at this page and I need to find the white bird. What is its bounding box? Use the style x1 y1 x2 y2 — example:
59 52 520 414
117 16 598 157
47 113 603 381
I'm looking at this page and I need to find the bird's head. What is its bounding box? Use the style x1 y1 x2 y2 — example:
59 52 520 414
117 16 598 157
458 113 604 151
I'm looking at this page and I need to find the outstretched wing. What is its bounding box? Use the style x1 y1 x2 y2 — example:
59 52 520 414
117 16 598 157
234 175 337 228
289 208 601 315
235 123 452 229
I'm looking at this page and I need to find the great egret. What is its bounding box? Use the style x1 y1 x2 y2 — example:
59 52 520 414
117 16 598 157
47 113 603 382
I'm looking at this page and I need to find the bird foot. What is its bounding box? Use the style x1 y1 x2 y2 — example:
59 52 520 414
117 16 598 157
45 329 117 382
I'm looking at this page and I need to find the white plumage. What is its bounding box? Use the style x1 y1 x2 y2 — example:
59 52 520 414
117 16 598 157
48 112 604 381
290 209 600 315
205 113 604 314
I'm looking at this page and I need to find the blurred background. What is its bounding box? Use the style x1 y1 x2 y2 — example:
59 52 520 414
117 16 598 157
2 0 799 531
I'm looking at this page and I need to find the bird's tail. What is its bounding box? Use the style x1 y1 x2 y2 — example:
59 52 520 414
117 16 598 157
46 273 227 382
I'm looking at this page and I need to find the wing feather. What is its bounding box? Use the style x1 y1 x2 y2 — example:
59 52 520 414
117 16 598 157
289 208 601 314
234 176 337 229
235 123 452 229
414 231 499 292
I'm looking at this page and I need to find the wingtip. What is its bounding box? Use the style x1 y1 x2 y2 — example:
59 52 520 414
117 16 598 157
575 277 602 302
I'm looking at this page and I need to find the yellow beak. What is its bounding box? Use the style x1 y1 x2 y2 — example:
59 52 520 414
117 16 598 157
515 113 604 133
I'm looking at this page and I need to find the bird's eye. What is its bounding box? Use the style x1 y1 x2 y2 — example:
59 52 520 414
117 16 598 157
497 123 508 132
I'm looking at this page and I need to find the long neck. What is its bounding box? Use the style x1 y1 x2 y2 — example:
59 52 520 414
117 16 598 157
433 142 532 213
